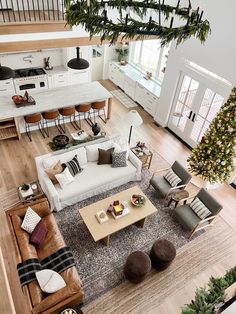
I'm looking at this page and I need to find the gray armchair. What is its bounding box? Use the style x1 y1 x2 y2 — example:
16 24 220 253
149 161 192 199
174 188 222 239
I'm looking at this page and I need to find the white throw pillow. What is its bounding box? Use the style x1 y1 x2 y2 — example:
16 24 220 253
21 207 42 234
86 140 115 162
55 167 75 189
114 143 129 159
164 169 182 187
36 269 66 293
190 197 211 220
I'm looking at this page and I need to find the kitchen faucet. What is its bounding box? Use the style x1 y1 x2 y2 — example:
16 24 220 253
23 55 33 64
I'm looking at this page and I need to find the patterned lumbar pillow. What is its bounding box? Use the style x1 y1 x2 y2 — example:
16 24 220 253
55 167 75 189
190 197 211 220
63 155 82 177
111 151 127 168
36 269 66 293
164 169 182 187
21 207 42 234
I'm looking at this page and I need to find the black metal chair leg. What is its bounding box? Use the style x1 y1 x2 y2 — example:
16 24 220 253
43 119 49 137
70 115 78 130
25 123 32 141
99 108 107 124
38 122 46 139
55 119 63 134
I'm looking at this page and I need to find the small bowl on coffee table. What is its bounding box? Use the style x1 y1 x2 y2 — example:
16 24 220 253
131 194 146 207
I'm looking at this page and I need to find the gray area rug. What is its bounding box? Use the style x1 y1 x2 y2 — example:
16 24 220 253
111 89 138 108
54 169 195 305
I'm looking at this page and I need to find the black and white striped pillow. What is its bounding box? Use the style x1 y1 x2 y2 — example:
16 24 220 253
63 155 82 177
164 169 182 187
190 197 211 220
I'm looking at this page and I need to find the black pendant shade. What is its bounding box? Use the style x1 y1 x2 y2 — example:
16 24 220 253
0 64 14 80
67 47 89 70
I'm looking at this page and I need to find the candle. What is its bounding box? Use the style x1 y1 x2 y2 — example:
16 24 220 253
105 3 108 10
199 10 203 22
126 7 130 15
87 0 90 7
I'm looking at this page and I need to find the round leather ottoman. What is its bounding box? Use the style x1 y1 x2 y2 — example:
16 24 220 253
124 251 151 284
150 239 176 270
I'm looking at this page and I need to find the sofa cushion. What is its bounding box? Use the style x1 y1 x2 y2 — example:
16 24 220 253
30 220 47 247
36 269 66 294
43 147 87 169
86 140 115 162
63 155 82 176
45 161 64 184
174 204 201 230
112 151 127 167
55 168 75 190
97 147 114 165
21 207 42 234
55 160 137 204
150 175 171 197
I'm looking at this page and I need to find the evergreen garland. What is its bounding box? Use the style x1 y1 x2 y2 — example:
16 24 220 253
188 87 236 184
182 266 236 314
64 0 211 45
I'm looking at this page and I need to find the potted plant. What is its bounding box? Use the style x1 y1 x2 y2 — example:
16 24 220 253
115 42 129 65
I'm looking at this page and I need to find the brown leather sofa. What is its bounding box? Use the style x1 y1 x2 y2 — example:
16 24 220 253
7 199 84 314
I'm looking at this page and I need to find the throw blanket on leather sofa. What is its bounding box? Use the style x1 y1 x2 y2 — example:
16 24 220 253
17 246 75 287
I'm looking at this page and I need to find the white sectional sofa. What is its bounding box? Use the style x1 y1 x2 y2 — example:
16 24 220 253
35 136 142 211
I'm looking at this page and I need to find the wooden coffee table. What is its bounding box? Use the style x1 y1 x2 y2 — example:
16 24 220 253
79 186 157 246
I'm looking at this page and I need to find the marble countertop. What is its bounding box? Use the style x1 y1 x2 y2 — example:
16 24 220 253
138 79 161 98
111 61 162 97
44 65 68 75
0 81 112 120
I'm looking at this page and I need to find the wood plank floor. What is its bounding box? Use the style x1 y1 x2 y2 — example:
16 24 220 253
0 80 235 314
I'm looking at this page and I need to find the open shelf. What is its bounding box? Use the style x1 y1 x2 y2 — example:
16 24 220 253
0 118 20 140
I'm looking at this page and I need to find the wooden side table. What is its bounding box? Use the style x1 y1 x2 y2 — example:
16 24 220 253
167 190 189 208
18 180 44 204
131 146 153 169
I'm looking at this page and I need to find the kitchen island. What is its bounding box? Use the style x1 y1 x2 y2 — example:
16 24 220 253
0 81 113 139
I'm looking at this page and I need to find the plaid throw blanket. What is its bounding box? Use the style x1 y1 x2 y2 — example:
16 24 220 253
17 246 75 287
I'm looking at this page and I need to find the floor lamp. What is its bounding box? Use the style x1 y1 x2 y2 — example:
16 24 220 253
125 110 143 144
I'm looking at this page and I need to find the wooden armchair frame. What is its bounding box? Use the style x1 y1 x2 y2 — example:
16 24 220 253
149 167 190 200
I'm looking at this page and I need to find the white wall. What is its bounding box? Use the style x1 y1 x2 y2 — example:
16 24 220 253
0 49 62 69
102 44 117 80
154 0 236 127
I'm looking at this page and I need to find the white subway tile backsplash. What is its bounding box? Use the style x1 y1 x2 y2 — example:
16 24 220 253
0 49 63 70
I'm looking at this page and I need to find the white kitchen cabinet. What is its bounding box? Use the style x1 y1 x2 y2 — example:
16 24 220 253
123 75 136 99
51 72 68 88
135 82 158 117
68 70 90 85
108 62 124 89
0 79 15 96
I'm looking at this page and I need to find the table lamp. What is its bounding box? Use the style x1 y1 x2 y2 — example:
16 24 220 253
125 110 143 144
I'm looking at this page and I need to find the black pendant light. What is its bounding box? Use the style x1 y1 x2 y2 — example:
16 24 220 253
67 47 89 70
0 63 14 80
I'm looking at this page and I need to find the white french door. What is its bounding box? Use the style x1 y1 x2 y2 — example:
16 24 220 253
168 68 230 147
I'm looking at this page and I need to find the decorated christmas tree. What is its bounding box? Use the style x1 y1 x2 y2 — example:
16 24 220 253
188 87 236 183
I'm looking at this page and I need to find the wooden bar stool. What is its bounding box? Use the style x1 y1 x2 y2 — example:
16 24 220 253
59 106 77 132
24 113 46 141
75 103 92 129
91 100 107 124
42 110 64 137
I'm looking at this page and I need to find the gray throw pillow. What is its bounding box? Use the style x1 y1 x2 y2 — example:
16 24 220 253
112 151 127 168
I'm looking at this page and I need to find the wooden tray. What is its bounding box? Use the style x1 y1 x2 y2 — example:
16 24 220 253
14 100 36 107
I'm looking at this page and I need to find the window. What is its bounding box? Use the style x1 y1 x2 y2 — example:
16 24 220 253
129 39 170 83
